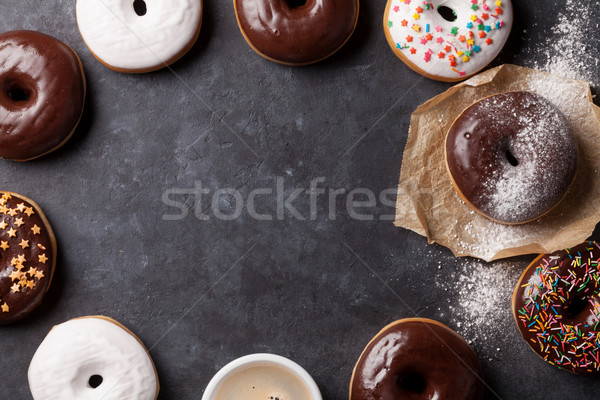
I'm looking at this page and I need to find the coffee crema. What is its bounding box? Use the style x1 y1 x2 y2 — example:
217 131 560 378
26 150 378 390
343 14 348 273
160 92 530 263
214 364 313 400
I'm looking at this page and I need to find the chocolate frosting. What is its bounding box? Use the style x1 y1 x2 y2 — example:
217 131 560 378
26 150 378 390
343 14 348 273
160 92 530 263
0 30 86 161
445 91 577 224
234 0 359 65
0 192 55 324
351 319 484 400
513 241 600 374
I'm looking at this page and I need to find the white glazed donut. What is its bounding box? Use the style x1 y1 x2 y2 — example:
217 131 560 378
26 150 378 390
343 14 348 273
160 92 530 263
384 0 513 81
28 316 159 400
76 0 203 72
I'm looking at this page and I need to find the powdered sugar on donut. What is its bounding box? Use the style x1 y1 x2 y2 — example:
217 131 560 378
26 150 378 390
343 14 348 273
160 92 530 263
476 94 577 223
385 0 513 80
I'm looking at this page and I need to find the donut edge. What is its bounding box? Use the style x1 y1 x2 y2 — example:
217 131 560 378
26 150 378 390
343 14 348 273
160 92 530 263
232 0 360 67
382 0 513 83
76 0 203 74
348 317 483 400
442 91 579 225
0 191 57 325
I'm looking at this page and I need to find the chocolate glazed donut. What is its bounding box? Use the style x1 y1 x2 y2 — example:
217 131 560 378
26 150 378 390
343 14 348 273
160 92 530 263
234 0 359 65
0 31 86 161
350 318 484 400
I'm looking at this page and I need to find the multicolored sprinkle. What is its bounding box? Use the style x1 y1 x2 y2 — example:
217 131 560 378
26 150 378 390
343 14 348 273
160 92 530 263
514 241 600 374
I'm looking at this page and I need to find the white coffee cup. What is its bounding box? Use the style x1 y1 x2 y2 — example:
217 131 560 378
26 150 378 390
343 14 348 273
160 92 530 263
202 353 322 400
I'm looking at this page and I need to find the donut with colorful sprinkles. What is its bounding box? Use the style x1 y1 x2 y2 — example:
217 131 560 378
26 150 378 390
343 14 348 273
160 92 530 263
512 241 600 374
383 0 513 81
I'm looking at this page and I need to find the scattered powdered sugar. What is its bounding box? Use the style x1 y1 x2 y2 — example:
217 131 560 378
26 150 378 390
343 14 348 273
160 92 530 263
524 0 599 84
435 258 524 359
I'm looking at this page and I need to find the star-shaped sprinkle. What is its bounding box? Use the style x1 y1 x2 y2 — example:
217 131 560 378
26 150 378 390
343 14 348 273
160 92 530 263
444 45 452 53
436 37 444 43
388 20 393 27
406 35 413 42
31 224 41 235
483 4 490 10
14 218 24 227
27 267 37 277
24 207 34 217
473 45 482 53
10 283 20 293
450 27 458 35
458 35 466 42
463 55 470 62
410 47 417 54
471 4 478 10
412 24 420 32
17 254 25 263
413 13 420 20
393 5 399 12
467 39 474 45
481 13 489 20
401 19 408 26
486 38 493 45
496 7 503 14
1 303 8 313
479 31 486 38
10 257 17 266
425 33 433 41
2 193 11 200
0 221 6 230
0 241 8 251
35 270 45 280
26 280 35 290
470 14 477 21
466 22 473 29
0 206 8 214
7 228 16 238
16 203 25 212
420 37 428 45
485 25 492 32
438 51 445 59
435 25 442 32
19 239 29 249
39 254 48 264
496 0 502 6
19 279 27 288
7 208 17 217
0 198 5 206
9 270 22 281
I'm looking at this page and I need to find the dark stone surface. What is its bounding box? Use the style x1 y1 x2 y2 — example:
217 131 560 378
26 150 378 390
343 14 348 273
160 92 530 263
0 0 599 399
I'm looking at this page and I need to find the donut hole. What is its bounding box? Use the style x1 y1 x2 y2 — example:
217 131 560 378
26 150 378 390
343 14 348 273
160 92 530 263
437 5 457 22
88 375 103 389
285 0 308 8
563 297 588 318
3 80 32 103
505 149 519 166
133 0 147 16
396 369 427 394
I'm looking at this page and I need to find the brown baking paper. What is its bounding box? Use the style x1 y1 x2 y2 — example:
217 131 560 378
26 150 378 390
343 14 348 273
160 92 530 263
394 64 600 261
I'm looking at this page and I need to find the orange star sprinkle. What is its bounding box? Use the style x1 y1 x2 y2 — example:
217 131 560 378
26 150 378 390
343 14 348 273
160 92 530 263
406 35 413 42
31 224 41 235
27 267 37 277
26 280 35 289
2 193 11 200
19 279 27 288
24 207 34 217
0 206 8 214
486 38 493 45
0 241 8 251
0 221 6 230
35 270 45 280
38 254 48 264
16 203 25 212
401 19 408 26
7 209 17 217
17 254 26 263
458 35 466 42
415 6 423 13
14 218 24 227
10 283 20 294
1 303 8 313
9 270 22 281
7 228 16 238
19 239 29 249
10 257 17 266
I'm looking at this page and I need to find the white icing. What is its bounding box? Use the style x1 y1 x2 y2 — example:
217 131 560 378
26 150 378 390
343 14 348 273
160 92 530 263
76 0 202 71
384 0 513 79
28 317 158 400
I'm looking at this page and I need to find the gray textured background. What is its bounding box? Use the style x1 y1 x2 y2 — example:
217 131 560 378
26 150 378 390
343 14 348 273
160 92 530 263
1 0 599 399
